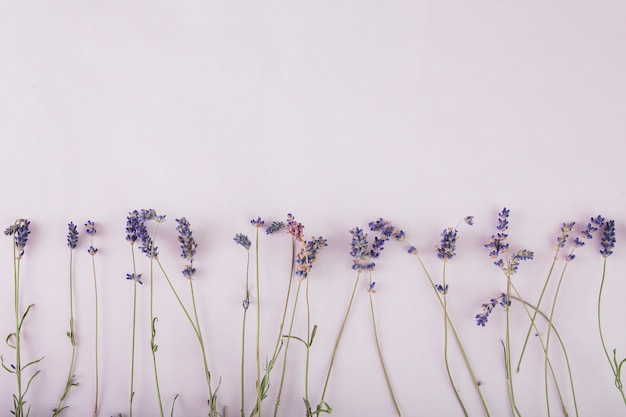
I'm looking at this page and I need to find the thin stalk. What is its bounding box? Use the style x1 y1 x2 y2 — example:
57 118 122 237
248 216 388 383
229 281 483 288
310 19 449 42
412 253 490 416
254 226 262 417
190 279 215 404
270 239 297 416
516 253 559 373
597 258 626 404
305 277 311 405
54 248 77 416
129 246 138 417
510 291 577 417
317 271 361 410
149 225 165 417
368 273 402 417
441 263 467 417
543 263 569 417
504 274 522 417
274 281 303 417
154 260 215 410
241 249 250 417
91 241 100 417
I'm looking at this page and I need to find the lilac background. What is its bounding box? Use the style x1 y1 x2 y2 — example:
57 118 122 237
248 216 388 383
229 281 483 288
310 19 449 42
1 1 626 416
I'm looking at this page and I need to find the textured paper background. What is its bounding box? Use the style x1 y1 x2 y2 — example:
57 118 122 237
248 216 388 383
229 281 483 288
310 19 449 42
1 2 625 415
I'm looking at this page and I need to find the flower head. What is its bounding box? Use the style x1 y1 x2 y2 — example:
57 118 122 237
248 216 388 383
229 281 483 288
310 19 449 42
485 208 532 274
5 219 31 259
88 246 98 256
67 222 79 249
556 222 575 251
176 217 197 278
234 233 251 250
126 273 143 285
294 236 328 280
251 217 264 228
475 293 510 326
128 209 162 258
85 220 96 236
464 216 475 226
126 211 140 245
286 213 304 241
349 227 373 271
436 227 458 262
600 220 616 258
265 221 285 235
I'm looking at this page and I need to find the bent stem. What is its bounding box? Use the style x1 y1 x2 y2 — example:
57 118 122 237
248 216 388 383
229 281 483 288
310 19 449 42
441 263 467 417
510 290 577 417
317 271 361 412
155 260 215 410
597 258 626 405
271 239 297 416
274 279 302 417
542 263 569 417
517 254 558 373
368 273 402 417
412 252 490 416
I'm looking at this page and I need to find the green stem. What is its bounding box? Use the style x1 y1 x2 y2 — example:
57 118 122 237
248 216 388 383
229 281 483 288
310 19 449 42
441 263 467 417
154 260 214 409
543 263 569 417
368 272 402 417
54 249 77 417
242 249 250 417
150 225 165 417
92 238 100 417
516 254 558 373
505 274 522 417
318 271 361 409
129 246 138 417
274 281 303 417
597 258 626 404
255 226 262 417
14 237 24 417
510 291 577 417
412 253 490 416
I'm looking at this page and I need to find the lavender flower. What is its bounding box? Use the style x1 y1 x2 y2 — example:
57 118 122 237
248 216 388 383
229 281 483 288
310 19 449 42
85 220 96 236
435 284 449 294
265 221 285 235
475 293 509 326
250 217 264 227
126 273 143 285
600 220 616 258
88 246 98 256
67 222 79 249
176 218 197 261
485 208 532 274
125 211 140 245
349 227 373 271
5 219 31 259
367 282 377 293
436 227 458 262
294 236 328 280
128 209 162 259
464 216 475 226
556 222 575 250
234 233 251 250
286 213 304 241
